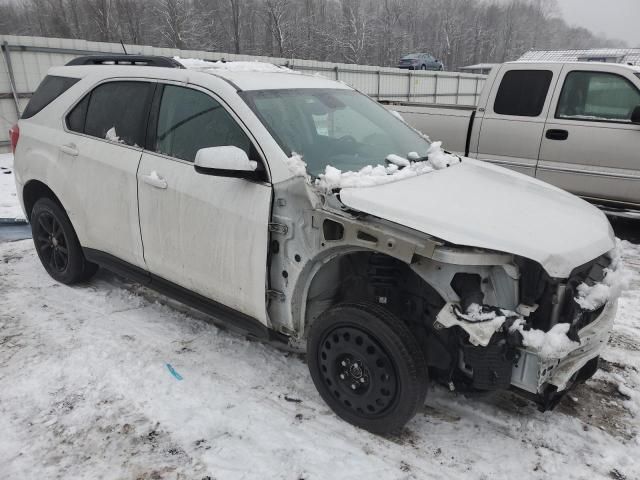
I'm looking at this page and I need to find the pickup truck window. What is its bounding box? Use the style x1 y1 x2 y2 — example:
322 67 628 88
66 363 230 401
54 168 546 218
494 70 552 117
241 89 430 176
154 85 252 162
556 71 640 123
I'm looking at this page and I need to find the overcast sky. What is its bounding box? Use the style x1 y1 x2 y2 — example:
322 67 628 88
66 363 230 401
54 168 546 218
554 0 640 47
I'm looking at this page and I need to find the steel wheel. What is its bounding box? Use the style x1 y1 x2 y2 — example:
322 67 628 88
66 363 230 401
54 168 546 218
319 325 399 418
308 302 428 433
34 211 69 273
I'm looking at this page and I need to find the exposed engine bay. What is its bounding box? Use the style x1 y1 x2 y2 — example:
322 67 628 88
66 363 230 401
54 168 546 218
301 245 619 411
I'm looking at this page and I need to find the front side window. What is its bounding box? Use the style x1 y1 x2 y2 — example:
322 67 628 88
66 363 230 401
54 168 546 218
494 70 553 117
556 71 640 122
241 89 431 177
68 81 153 147
154 85 251 162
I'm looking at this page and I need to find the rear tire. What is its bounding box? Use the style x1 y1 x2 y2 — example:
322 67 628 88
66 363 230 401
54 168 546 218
420 64 427 70
31 197 98 284
307 302 428 434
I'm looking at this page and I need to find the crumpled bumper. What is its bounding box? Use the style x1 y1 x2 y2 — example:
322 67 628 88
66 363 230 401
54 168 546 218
511 298 618 400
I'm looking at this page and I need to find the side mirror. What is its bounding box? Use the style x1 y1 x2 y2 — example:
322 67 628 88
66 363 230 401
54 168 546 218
631 105 640 124
194 146 261 180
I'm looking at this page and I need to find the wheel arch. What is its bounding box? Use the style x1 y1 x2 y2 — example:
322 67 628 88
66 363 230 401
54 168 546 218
22 180 64 219
294 247 445 340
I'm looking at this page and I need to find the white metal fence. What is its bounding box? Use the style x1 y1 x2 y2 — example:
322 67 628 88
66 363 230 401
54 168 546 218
0 35 487 151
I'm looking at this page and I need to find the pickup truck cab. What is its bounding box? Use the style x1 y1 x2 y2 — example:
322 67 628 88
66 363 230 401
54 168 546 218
390 61 640 215
12 56 623 434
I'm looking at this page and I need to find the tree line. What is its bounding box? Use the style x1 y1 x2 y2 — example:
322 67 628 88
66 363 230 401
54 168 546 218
0 0 623 70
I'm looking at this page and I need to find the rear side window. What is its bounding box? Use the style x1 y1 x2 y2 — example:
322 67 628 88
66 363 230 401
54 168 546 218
81 81 153 147
153 85 251 162
67 81 153 147
22 75 79 119
494 70 553 117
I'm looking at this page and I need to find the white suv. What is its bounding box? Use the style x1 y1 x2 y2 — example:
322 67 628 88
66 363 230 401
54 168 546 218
12 55 620 433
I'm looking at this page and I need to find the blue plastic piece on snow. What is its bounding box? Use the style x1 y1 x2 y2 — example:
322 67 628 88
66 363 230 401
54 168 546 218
166 363 183 381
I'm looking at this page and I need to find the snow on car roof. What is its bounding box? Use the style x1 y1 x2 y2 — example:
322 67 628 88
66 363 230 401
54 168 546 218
507 60 640 73
176 57 351 91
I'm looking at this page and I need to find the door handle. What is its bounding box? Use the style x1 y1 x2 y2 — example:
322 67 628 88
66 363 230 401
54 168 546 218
545 129 569 141
141 172 168 189
60 143 79 156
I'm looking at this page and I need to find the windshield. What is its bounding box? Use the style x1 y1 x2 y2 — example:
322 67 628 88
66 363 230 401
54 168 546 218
402 54 421 60
240 89 431 177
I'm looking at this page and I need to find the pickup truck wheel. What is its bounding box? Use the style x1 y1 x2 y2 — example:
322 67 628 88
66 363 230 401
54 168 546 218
31 197 98 284
307 302 428 434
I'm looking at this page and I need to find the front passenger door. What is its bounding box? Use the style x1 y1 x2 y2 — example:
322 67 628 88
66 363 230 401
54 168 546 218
137 84 272 324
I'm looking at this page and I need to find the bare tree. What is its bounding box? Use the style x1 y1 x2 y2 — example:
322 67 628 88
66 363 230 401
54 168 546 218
262 0 290 56
2 0 626 69
156 0 197 49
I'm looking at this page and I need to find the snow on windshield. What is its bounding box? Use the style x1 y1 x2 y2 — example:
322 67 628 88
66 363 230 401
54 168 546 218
176 57 295 73
287 141 460 191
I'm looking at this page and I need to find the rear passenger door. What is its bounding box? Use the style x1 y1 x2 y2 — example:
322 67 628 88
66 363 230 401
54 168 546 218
537 66 640 207
137 83 272 324
62 79 154 269
474 64 562 176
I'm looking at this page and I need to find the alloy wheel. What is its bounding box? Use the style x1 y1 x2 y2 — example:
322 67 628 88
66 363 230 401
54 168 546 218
35 211 69 273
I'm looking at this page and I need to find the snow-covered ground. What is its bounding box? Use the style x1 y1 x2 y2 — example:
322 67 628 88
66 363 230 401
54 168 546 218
1 239 639 479
0 152 25 221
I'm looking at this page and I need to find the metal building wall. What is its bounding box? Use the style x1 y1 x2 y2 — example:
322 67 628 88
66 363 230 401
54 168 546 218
0 35 487 152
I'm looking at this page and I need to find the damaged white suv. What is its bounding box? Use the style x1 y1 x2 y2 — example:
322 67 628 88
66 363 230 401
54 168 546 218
12 55 623 433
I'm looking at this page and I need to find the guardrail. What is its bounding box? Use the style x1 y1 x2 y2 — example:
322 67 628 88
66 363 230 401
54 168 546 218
0 35 487 151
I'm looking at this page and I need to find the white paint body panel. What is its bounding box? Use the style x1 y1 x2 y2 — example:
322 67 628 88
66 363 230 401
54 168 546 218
339 159 615 278
138 152 272 323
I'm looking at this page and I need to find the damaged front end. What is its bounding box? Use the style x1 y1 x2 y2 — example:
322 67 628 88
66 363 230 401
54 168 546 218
416 247 621 411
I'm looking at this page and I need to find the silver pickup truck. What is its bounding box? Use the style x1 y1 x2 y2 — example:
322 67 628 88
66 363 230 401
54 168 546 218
387 61 640 216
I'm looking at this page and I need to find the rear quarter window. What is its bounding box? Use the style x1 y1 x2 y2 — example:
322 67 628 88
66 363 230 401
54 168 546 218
494 70 553 117
21 75 79 119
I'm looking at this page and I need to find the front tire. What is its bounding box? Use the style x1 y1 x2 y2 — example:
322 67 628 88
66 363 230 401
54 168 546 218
307 302 428 434
31 197 98 284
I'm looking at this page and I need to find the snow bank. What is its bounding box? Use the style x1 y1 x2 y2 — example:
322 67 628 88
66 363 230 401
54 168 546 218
314 142 460 191
575 240 632 311
176 57 294 73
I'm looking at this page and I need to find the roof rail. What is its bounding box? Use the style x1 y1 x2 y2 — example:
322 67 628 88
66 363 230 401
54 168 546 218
65 55 185 69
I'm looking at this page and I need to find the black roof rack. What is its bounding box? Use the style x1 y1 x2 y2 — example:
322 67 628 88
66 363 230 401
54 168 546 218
65 55 185 69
